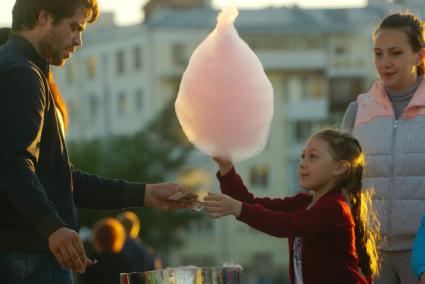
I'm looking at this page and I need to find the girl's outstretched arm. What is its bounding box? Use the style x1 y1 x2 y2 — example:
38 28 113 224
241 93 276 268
234 194 350 238
203 192 242 219
216 165 307 212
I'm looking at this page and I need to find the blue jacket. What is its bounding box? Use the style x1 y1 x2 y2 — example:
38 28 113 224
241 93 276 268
412 213 425 279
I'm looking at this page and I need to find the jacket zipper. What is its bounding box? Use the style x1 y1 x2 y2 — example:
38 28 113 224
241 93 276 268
387 119 399 250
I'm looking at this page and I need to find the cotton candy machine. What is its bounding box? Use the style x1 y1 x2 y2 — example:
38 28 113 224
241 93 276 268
120 265 242 284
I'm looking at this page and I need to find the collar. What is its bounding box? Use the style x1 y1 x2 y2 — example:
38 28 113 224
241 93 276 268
371 77 425 109
7 33 50 76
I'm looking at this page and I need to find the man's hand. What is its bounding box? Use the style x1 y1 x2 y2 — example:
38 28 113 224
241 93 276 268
420 273 425 284
203 192 242 218
145 183 192 211
213 157 233 176
48 227 94 273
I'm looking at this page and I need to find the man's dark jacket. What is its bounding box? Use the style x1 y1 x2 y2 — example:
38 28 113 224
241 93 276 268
0 34 145 252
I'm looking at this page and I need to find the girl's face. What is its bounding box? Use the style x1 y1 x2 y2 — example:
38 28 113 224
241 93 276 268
298 137 343 192
373 28 422 91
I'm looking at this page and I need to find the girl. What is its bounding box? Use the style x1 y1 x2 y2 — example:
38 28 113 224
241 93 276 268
203 129 379 284
342 12 425 284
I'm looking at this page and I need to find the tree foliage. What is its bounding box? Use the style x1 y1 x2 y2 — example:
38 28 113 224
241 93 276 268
69 100 199 252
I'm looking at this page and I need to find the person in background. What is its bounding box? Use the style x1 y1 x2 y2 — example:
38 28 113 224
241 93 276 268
342 12 425 284
79 218 133 284
117 211 162 273
412 213 425 284
0 1 191 283
204 129 379 284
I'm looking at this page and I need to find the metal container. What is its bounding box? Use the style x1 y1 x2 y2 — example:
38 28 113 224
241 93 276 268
120 266 242 284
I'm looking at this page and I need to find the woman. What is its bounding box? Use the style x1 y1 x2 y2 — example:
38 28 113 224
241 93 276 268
342 12 425 284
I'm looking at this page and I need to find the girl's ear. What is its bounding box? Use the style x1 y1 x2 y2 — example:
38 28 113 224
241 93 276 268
333 160 350 177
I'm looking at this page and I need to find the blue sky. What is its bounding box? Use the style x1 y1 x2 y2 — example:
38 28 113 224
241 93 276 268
0 0 367 27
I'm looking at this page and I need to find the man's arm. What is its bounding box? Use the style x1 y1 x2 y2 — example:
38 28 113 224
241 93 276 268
0 66 66 237
72 168 192 211
72 168 144 209
0 66 90 273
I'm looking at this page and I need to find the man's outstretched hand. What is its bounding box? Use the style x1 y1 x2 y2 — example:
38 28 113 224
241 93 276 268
145 182 193 211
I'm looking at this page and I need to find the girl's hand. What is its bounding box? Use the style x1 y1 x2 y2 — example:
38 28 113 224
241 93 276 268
212 157 233 176
203 192 242 218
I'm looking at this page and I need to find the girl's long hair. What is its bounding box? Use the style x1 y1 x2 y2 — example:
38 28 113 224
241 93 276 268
48 72 69 131
313 129 380 280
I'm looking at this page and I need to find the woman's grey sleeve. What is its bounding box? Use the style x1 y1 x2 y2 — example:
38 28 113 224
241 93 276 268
341 101 358 133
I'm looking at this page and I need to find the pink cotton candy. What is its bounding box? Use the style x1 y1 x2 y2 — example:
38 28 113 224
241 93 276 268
175 7 274 162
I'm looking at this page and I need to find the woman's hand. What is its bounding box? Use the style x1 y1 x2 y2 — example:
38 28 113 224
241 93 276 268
203 192 242 218
212 157 233 176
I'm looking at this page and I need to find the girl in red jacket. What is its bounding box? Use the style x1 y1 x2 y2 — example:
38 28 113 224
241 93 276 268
203 129 379 284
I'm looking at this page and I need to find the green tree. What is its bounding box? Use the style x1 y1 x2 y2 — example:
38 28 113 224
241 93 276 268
69 100 200 254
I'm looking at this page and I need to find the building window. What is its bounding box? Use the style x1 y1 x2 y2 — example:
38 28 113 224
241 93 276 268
66 63 76 84
308 77 324 99
86 57 97 79
286 76 304 101
288 159 302 195
116 50 125 75
133 46 143 70
335 45 347 55
172 43 186 66
117 92 128 115
250 165 269 188
134 89 144 110
294 121 314 143
89 94 98 119
185 216 214 234
329 78 364 113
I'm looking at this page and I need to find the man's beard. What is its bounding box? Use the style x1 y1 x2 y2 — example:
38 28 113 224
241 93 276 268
39 32 66 66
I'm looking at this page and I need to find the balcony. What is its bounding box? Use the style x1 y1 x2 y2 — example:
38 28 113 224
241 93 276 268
284 98 328 121
257 49 326 71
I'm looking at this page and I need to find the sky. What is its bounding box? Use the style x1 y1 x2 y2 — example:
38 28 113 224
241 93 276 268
0 0 367 27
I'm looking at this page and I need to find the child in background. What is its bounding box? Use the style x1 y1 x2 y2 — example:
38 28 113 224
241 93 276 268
203 129 379 284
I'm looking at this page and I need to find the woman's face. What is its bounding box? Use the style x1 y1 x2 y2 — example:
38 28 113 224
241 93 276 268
373 28 422 91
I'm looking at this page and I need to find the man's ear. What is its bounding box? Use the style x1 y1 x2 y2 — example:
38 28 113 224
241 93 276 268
333 160 350 177
37 10 51 26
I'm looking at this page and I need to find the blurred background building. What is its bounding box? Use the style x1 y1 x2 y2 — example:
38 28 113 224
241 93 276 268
52 0 425 282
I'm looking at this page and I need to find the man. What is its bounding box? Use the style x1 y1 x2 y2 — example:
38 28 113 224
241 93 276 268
0 1 190 283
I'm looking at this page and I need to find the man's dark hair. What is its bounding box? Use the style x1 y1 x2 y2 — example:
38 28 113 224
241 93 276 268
12 0 99 31
0 28 11 44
